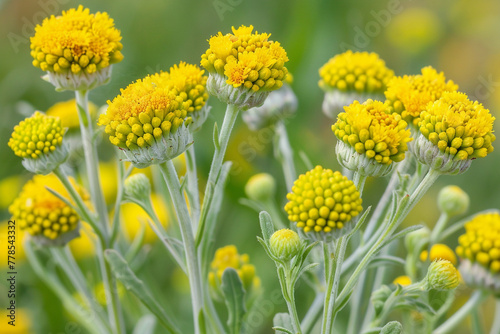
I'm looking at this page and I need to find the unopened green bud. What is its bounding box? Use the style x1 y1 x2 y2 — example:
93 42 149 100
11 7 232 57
380 321 403 334
124 173 151 201
269 229 301 261
425 260 459 291
245 173 276 202
438 185 469 217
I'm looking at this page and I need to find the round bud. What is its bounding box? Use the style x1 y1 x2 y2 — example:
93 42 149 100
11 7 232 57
438 185 469 217
245 173 276 202
124 173 151 201
269 229 301 261
425 260 459 291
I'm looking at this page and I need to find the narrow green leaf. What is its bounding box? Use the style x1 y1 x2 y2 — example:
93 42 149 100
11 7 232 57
272 326 294 334
221 268 246 334
104 250 180 334
213 122 220 151
259 211 275 244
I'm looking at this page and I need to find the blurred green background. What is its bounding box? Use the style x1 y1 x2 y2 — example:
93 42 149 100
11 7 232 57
1 0 499 333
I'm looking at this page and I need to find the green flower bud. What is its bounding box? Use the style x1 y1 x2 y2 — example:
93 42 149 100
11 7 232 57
124 173 151 202
380 321 403 334
438 185 469 217
269 229 301 261
245 173 276 202
425 260 459 291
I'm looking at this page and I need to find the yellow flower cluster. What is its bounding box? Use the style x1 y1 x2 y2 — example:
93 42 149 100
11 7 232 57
285 166 362 233
8 175 87 240
319 51 394 93
456 213 500 273
163 62 209 114
8 112 64 159
208 245 260 292
385 67 458 125
98 74 193 149
332 100 412 164
420 244 457 265
30 5 123 75
46 99 98 129
201 25 288 92
418 92 495 160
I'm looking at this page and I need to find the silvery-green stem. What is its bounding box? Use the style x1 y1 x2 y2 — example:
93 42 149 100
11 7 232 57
75 89 109 241
322 237 348 334
53 166 105 244
160 160 204 334
186 145 201 229
50 247 109 328
200 104 239 224
335 169 440 313
352 172 368 196
434 290 488 334
275 120 296 191
278 263 302 333
429 213 450 246
301 292 324 334
490 298 500 334
96 237 125 334
25 241 110 334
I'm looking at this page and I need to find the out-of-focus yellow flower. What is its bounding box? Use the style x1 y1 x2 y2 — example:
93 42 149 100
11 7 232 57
284 166 362 240
46 99 98 130
121 193 169 243
208 245 260 296
319 51 394 94
386 8 442 55
69 222 95 259
94 281 125 306
418 91 495 160
0 175 23 210
30 6 123 78
8 174 87 244
0 308 32 333
385 66 458 126
0 220 27 267
420 244 457 265
99 161 118 205
333 99 412 165
457 213 500 273
98 73 193 168
393 275 412 287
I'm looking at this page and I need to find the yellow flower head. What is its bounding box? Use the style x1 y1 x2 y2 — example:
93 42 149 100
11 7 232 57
201 25 288 92
393 275 412 287
385 66 458 125
30 5 123 75
8 174 88 241
162 62 209 114
208 245 260 294
46 99 98 130
420 244 457 265
418 91 495 160
8 112 64 160
456 213 500 274
319 51 394 94
284 166 363 237
332 100 412 165
98 74 192 150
